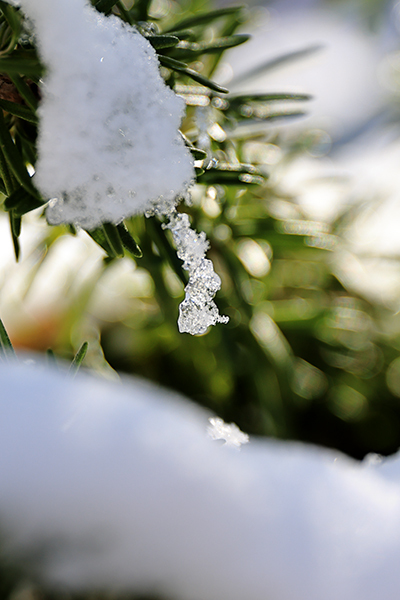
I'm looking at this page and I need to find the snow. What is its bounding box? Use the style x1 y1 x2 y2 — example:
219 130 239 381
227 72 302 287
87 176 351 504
207 416 249 447
1 359 400 600
9 0 194 229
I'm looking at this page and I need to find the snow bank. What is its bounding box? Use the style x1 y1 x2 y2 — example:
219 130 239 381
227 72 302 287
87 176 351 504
1 359 400 600
9 0 194 228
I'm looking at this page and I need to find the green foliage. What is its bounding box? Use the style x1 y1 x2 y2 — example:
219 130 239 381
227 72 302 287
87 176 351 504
158 54 229 93
102 166 400 458
0 317 88 373
69 341 89 376
0 0 306 260
0 316 15 359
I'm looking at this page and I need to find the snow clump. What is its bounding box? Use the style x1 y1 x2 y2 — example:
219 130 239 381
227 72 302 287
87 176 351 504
9 0 194 229
207 416 249 447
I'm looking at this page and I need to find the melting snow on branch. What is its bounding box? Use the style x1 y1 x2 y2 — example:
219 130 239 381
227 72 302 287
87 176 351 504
208 416 249 447
164 211 229 335
7 0 228 335
11 0 194 229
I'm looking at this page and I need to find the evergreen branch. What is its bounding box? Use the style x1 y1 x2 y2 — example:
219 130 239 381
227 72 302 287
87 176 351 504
159 55 228 93
0 108 40 197
163 6 246 33
69 341 89 377
0 317 16 360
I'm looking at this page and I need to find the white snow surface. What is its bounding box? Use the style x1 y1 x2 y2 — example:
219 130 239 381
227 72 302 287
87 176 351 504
9 0 194 228
207 416 249 447
1 360 400 599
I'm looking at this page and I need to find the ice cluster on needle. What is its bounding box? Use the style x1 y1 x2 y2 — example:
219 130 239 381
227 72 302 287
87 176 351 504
10 0 194 229
208 416 249 447
164 211 229 334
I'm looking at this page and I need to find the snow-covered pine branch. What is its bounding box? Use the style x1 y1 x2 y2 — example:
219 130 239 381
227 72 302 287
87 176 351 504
5 0 228 335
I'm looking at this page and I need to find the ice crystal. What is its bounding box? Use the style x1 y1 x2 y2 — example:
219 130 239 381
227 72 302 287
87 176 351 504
207 417 249 447
9 0 194 229
164 211 229 335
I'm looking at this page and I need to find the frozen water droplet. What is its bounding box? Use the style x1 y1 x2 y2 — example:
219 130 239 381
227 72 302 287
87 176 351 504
164 210 229 336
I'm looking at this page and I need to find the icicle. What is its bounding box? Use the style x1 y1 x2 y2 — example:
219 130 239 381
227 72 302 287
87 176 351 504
163 211 229 335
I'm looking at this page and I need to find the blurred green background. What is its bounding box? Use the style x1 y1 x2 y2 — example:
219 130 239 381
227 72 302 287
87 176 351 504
1 0 400 467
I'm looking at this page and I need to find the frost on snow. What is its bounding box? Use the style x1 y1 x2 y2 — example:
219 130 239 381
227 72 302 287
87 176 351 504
7 0 228 335
9 0 194 229
207 416 249 447
164 212 229 335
